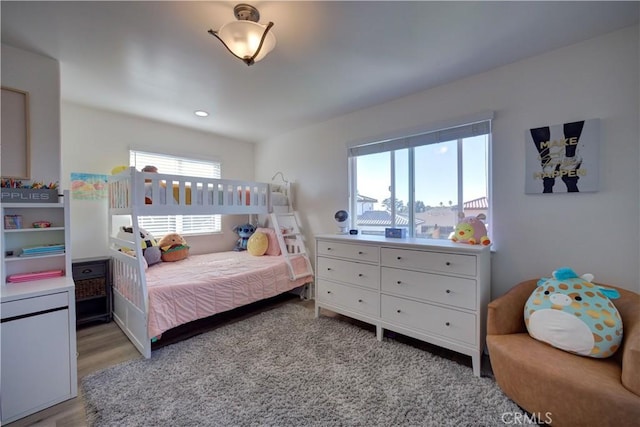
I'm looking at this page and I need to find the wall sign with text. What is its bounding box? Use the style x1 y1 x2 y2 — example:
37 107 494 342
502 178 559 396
525 119 599 194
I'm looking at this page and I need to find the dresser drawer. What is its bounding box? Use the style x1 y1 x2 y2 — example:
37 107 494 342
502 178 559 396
72 262 107 280
317 240 379 263
381 267 476 310
317 279 379 317
1 292 69 319
381 295 476 345
317 257 379 290
381 247 476 276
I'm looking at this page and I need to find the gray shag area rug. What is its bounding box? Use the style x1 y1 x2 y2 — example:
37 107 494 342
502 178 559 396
83 303 522 426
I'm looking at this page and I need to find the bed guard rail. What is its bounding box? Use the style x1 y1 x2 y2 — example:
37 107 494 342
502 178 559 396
109 167 271 215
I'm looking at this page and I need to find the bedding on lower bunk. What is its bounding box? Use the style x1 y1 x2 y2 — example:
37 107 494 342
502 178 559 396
144 251 311 338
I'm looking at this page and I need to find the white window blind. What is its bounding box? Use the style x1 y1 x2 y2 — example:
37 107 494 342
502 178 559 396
130 150 222 236
348 120 492 157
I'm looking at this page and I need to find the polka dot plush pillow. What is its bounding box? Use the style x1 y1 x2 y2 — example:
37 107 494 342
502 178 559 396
524 268 623 358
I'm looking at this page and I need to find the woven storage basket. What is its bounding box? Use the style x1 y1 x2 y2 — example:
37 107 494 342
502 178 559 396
76 278 106 299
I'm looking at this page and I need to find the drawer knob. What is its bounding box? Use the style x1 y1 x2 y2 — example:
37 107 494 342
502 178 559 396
446 289 451 294
396 280 402 285
327 290 332 294
358 299 363 303
358 251 364 255
327 267 332 271
82 268 93 274
358 273 363 277
445 261 451 266
397 256 402 260
445 322 450 326
397 309 402 313
327 247 332 251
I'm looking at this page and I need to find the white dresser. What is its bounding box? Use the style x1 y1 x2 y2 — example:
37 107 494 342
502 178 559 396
314 234 491 377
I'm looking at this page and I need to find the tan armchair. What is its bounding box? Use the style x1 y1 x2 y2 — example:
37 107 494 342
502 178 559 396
486 279 640 426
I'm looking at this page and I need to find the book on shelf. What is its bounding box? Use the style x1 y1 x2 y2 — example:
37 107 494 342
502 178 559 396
20 243 65 255
7 269 64 283
19 250 65 257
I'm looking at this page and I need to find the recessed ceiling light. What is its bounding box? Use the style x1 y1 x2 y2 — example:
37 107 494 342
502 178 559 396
194 110 209 117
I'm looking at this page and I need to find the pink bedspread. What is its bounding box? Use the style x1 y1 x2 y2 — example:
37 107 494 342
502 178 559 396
144 251 312 338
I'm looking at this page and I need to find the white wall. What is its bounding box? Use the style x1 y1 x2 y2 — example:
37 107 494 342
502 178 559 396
61 103 255 259
1 44 60 186
256 25 640 297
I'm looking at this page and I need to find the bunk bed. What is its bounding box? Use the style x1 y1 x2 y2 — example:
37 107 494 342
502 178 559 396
108 168 312 358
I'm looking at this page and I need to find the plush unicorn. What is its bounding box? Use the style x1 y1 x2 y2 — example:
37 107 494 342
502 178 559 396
524 267 623 358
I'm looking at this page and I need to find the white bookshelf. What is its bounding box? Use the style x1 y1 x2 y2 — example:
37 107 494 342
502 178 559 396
1 191 71 284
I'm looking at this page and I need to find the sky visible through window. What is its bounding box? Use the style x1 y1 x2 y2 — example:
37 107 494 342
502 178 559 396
356 135 488 210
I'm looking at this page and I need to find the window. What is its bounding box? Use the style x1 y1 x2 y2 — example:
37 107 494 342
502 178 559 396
348 115 492 239
130 150 221 236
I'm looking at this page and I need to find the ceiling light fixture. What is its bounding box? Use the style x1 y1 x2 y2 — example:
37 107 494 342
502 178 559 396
194 110 209 117
208 3 276 66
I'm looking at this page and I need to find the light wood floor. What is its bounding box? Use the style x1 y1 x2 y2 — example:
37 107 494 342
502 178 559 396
7 296 489 426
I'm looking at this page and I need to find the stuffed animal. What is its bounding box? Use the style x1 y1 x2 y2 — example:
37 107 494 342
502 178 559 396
247 231 269 256
233 223 255 251
449 213 490 245
524 267 623 358
158 232 189 262
143 245 162 266
117 226 162 266
111 165 128 175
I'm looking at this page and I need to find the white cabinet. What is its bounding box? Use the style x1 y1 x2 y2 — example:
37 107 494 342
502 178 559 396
0 192 77 424
1 280 78 424
315 234 491 377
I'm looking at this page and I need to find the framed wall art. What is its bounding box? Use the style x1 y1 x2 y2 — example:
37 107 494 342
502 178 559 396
1 86 31 179
525 118 600 194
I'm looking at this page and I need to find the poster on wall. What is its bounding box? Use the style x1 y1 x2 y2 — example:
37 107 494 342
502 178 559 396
525 118 599 194
71 173 108 200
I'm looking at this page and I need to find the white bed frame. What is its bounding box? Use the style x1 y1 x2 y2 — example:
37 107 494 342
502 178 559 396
107 167 306 358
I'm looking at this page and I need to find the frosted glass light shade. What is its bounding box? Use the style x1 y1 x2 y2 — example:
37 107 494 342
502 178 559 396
216 21 276 63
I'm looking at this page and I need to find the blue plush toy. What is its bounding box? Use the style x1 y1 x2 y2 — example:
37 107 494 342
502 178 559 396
233 223 255 251
524 267 623 358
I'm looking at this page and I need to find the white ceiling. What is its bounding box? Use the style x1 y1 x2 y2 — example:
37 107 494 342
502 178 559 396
2 1 638 143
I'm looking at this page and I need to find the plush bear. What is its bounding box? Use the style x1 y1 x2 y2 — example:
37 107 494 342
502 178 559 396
449 213 491 246
233 223 255 251
158 232 189 262
524 267 623 358
117 226 162 266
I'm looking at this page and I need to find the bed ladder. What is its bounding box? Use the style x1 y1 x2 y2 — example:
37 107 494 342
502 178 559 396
270 212 314 281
